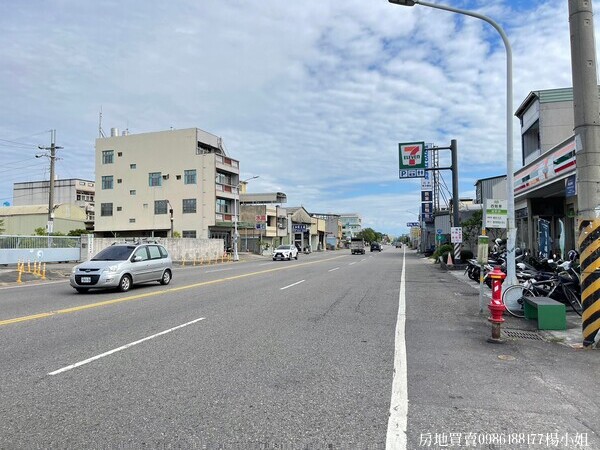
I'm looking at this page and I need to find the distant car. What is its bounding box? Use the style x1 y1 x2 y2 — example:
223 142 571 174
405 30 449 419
370 243 382 252
395 243 402 248
70 242 172 293
273 244 299 261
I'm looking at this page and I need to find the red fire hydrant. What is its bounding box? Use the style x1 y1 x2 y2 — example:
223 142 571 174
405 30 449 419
487 266 506 343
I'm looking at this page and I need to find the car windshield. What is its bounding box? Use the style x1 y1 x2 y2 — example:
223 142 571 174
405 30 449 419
276 245 290 250
91 245 136 261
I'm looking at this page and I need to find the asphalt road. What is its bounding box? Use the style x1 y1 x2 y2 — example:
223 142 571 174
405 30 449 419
1 248 598 449
0 249 400 447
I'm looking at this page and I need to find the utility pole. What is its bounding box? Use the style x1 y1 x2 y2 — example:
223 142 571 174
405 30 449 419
38 130 62 234
568 0 600 348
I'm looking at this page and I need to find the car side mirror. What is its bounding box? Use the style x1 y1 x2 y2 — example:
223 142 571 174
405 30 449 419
132 255 143 262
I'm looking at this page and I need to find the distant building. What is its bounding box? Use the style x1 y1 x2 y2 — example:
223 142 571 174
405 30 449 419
0 204 87 235
94 128 240 246
339 213 362 241
13 178 95 225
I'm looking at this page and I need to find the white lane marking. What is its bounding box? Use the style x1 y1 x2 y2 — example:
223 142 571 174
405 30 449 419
386 246 408 449
280 280 305 290
258 262 275 266
205 268 235 273
48 317 206 376
328 267 340 272
349 262 357 266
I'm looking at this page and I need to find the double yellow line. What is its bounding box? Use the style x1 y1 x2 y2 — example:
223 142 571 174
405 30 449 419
0 255 347 327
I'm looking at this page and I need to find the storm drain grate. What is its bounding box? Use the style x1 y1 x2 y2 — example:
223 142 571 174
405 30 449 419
502 328 544 341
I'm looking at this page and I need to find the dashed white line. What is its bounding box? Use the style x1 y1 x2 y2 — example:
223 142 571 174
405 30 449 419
48 317 206 376
349 262 357 266
328 267 340 272
280 280 305 290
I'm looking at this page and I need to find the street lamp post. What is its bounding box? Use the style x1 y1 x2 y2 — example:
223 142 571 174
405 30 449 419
388 0 517 286
233 176 259 261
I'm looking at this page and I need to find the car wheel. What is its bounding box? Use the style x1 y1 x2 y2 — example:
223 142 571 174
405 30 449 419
118 274 132 292
295 254 298 260
160 269 172 285
273 258 276 261
75 288 89 294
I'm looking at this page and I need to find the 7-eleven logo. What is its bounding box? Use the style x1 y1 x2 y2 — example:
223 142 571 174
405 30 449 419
402 144 423 166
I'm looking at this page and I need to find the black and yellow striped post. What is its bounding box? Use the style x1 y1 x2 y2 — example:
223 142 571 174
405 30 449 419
579 219 600 347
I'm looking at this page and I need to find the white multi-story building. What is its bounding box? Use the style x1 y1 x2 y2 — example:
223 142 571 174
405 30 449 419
94 128 240 244
339 213 362 241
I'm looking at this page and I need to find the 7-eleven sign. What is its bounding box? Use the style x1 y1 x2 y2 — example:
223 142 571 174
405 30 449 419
399 142 426 170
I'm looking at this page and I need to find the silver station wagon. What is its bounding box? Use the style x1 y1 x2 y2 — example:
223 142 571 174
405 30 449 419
70 242 173 293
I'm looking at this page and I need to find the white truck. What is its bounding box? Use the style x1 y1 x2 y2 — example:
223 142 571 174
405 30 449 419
350 238 365 255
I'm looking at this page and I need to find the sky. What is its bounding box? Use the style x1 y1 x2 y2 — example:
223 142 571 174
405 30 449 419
0 0 586 236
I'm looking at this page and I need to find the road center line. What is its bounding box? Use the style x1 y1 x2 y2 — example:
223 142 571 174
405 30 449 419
349 262 357 266
386 246 408 449
0 255 347 327
48 317 206 376
280 280 305 290
328 267 340 272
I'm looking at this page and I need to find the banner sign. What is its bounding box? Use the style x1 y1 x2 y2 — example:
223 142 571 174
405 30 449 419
399 141 426 178
292 224 307 232
421 202 433 215
421 144 433 189
255 215 267 222
421 191 432 202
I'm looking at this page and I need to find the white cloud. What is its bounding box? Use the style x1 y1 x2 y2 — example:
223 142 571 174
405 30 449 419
0 0 590 234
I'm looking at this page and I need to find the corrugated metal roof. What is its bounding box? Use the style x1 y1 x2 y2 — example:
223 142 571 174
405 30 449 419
537 88 573 103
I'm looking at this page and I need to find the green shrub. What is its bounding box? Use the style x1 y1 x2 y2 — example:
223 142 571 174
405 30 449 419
432 244 453 262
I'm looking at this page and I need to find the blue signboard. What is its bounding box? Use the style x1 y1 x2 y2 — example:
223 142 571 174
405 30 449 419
292 224 307 232
565 175 577 197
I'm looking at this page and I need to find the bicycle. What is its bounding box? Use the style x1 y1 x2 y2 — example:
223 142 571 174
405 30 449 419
501 271 582 318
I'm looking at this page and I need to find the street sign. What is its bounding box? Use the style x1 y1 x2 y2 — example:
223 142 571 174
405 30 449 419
292 224 307 232
484 199 508 228
451 227 463 243
421 202 433 214
421 191 432 202
436 229 443 235
406 222 420 227
255 223 266 230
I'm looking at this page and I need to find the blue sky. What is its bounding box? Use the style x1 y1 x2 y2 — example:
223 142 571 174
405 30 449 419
0 0 585 236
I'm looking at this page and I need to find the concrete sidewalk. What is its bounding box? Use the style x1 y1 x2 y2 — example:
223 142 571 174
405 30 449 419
433 256 587 349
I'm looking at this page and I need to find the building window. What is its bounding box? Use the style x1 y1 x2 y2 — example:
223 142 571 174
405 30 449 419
182 198 197 214
184 169 197 185
102 150 114 164
130 164 137 169
154 200 168 215
130 190 136 195
149 172 162 187
100 203 113 216
215 172 231 186
129 218 135 223
182 230 197 238
101 175 114 190
118 152 123 157
117 206 122 211
117 179 122 184
216 198 230 214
